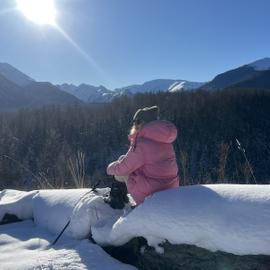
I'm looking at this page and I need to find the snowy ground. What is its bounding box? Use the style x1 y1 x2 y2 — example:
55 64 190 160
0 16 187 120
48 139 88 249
1 184 270 269
92 184 270 255
0 220 136 270
0 188 136 270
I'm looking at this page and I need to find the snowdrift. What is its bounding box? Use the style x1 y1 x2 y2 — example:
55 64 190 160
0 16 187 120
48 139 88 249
1 184 270 256
93 184 270 255
0 221 136 270
0 189 38 221
32 188 121 239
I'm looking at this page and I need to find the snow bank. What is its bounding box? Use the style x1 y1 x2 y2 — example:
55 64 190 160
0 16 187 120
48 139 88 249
0 189 136 269
92 184 270 256
0 188 124 240
0 220 136 270
33 189 89 235
0 189 38 221
32 188 123 239
1 185 270 256
69 188 122 239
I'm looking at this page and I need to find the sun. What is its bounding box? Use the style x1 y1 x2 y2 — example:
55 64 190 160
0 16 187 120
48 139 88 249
16 0 57 26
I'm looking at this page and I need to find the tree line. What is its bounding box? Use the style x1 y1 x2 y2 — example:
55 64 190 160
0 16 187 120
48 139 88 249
0 88 269 190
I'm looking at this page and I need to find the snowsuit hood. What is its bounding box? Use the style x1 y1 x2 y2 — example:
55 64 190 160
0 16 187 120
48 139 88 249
137 120 177 143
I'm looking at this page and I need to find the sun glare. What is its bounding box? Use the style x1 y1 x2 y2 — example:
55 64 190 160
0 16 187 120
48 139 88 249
15 0 106 81
16 0 56 26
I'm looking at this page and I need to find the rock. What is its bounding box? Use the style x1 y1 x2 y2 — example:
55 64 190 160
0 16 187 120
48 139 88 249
104 238 270 270
0 213 22 225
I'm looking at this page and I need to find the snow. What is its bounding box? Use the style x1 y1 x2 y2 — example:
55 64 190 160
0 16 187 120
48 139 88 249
92 184 270 255
32 189 90 236
0 188 136 270
33 188 122 239
58 83 113 102
0 188 123 240
249 57 270 71
0 220 136 270
69 188 123 239
1 184 270 270
115 79 204 94
22 188 126 240
168 81 185 92
0 189 38 221
58 79 205 103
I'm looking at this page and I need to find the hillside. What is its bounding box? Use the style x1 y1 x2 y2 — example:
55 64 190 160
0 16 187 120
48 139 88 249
202 58 270 91
0 75 82 111
22 81 83 107
0 73 32 111
0 62 34 86
230 70 270 90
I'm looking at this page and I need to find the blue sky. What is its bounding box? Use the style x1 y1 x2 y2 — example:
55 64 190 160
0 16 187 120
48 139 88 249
0 0 269 89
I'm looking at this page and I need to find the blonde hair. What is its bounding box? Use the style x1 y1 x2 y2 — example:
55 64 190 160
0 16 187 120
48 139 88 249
129 122 143 136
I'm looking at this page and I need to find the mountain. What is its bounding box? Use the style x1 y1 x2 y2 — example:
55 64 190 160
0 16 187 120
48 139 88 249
0 63 82 111
115 79 204 94
230 70 270 90
0 73 32 111
58 79 204 103
249 57 270 71
58 83 115 103
201 58 270 91
0 63 34 86
3 58 270 108
22 81 83 107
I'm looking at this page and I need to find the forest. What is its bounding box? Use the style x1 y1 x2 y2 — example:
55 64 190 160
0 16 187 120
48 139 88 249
0 88 269 190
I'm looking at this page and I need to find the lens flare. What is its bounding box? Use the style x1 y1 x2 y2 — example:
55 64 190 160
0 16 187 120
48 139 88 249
54 24 104 76
15 0 109 85
16 0 56 26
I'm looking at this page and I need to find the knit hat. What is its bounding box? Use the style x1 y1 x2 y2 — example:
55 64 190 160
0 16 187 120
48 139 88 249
132 106 160 124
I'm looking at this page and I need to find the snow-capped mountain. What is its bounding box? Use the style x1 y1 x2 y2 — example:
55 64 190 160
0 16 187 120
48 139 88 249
115 79 204 94
58 79 205 103
201 57 270 91
0 63 34 86
58 83 116 103
1 57 270 108
168 80 204 92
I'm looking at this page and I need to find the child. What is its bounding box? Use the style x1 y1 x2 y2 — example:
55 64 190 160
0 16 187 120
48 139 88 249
107 106 179 205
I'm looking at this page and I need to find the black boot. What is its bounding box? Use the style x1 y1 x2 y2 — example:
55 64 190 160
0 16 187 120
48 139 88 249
104 178 129 209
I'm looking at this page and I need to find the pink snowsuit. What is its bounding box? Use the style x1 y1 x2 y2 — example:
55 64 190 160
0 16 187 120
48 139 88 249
107 120 179 204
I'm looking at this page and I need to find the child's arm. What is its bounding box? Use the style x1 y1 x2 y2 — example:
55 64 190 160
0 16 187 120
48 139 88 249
107 146 144 176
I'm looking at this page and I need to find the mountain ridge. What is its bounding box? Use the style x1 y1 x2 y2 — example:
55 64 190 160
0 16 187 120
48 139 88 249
0 63 82 111
58 79 205 103
201 58 270 91
0 62 34 86
1 57 270 109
